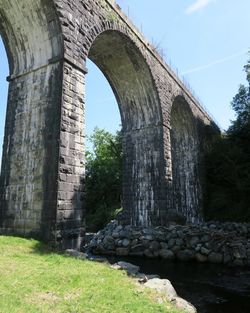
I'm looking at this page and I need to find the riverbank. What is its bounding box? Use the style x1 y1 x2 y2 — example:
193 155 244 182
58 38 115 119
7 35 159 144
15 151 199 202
0 236 185 313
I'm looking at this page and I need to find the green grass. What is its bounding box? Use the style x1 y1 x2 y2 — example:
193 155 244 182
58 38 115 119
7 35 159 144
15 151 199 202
0 236 183 313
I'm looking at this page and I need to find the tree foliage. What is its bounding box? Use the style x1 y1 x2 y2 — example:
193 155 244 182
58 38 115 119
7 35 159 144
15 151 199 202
205 53 250 221
85 128 122 231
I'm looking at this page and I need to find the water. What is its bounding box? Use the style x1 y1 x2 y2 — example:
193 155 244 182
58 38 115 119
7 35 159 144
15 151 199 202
110 256 250 313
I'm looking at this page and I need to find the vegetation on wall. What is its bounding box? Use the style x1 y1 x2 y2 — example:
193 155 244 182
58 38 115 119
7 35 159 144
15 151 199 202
205 53 250 222
85 128 123 232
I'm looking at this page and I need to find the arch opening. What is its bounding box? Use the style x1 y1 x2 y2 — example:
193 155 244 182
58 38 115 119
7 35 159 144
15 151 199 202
85 58 122 232
0 36 9 168
170 96 202 224
86 30 164 226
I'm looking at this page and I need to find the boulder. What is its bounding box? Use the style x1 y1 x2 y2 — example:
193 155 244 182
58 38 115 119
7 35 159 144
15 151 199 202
195 253 207 263
144 278 177 300
116 248 130 256
172 296 197 313
177 250 194 262
208 252 223 264
65 249 87 260
117 261 140 275
159 249 175 260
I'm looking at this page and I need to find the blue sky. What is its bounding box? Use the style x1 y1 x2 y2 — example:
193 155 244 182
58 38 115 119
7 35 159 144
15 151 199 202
1 0 250 161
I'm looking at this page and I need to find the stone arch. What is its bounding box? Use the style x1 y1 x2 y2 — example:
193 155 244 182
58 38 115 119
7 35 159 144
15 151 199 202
170 94 203 224
0 0 63 239
83 25 165 226
0 0 63 77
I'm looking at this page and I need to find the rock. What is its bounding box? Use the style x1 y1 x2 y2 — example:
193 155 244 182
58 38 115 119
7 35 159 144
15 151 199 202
168 239 176 248
141 235 154 241
177 250 194 262
201 234 210 243
160 242 168 249
65 249 87 260
149 241 160 251
117 261 140 275
147 274 160 280
116 248 129 256
144 278 177 300
114 225 123 232
223 252 232 264
141 239 150 248
136 273 160 283
175 238 184 247
144 249 155 258
88 255 108 263
172 245 181 254
195 253 207 263
122 238 130 247
232 259 244 266
137 273 148 283
112 232 120 239
129 251 144 257
188 236 200 248
200 247 210 255
171 297 197 313
142 228 154 235
208 252 223 264
120 230 132 238
159 249 175 260
131 231 141 239
130 244 145 253
233 245 246 259
103 235 115 244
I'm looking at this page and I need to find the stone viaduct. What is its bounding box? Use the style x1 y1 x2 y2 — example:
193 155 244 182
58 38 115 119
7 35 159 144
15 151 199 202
0 0 219 249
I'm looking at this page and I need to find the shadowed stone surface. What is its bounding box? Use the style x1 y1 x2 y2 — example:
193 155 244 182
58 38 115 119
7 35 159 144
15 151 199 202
0 0 219 249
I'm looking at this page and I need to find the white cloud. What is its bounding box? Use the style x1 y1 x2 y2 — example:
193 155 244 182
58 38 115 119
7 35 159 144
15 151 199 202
185 0 213 14
181 50 248 75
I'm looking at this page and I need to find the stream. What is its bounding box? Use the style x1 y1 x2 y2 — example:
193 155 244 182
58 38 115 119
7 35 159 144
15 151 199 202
109 256 250 313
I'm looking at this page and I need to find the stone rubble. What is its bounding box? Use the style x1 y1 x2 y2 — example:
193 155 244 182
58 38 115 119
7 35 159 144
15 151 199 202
88 220 250 267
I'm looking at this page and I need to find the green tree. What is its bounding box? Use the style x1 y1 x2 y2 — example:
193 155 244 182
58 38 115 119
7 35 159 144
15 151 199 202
205 53 250 221
85 128 123 231
228 58 250 139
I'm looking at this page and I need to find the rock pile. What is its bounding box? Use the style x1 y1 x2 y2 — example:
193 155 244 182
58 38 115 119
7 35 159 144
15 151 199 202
88 220 250 266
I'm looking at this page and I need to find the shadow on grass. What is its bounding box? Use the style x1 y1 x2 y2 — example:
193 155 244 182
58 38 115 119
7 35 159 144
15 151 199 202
32 240 58 256
0 233 67 257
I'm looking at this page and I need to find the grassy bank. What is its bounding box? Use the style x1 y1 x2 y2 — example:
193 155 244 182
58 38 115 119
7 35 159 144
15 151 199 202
0 236 183 313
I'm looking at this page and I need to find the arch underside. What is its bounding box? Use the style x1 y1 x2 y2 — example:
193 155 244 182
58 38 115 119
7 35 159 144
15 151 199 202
170 96 203 223
88 30 165 226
